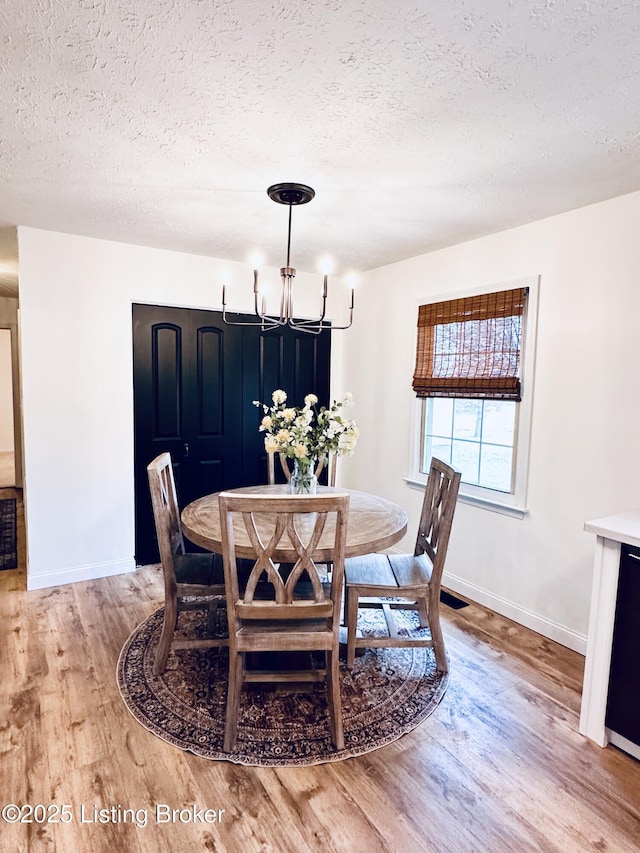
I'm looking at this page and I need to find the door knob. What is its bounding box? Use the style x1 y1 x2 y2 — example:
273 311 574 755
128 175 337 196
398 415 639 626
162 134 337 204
183 442 190 458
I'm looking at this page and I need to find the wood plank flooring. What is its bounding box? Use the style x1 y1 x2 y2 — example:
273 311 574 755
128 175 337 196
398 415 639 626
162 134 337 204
1 487 640 852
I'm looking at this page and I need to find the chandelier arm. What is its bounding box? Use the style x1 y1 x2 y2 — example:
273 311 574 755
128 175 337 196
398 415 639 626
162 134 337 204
318 294 354 330
289 316 328 327
286 321 324 336
322 288 355 329
289 296 354 332
221 309 283 329
291 315 353 333
323 316 353 330
259 315 288 326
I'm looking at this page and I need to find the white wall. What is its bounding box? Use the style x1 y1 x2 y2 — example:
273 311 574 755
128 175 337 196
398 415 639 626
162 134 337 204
18 228 347 589
0 328 14 450
338 190 640 652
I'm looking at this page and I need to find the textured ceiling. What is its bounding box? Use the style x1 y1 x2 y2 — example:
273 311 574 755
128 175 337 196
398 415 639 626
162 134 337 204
2 0 640 295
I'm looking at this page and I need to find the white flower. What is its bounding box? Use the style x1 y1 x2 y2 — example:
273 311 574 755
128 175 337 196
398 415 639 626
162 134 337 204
276 429 291 443
342 392 354 407
261 415 273 430
282 408 296 422
264 435 279 453
304 393 318 407
272 389 287 405
295 412 312 430
293 443 308 459
338 431 358 454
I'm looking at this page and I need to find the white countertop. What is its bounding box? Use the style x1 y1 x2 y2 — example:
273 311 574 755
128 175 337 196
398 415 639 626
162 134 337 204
584 509 640 548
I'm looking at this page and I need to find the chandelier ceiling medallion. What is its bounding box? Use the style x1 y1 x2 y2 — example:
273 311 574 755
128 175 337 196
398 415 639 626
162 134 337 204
221 182 354 335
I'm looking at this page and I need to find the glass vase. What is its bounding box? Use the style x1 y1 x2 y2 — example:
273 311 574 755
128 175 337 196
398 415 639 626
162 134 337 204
289 458 318 495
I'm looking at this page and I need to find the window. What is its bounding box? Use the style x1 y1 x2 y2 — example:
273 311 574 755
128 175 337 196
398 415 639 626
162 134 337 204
422 398 516 492
408 278 538 517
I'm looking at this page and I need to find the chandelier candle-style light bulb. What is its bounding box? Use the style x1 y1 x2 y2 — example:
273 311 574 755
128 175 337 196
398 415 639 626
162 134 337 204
221 183 354 334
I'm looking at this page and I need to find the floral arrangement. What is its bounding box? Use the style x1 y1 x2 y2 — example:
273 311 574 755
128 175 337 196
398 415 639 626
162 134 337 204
253 389 359 475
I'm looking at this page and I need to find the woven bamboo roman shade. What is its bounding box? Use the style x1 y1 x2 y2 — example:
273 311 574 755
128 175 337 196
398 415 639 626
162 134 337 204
412 287 527 401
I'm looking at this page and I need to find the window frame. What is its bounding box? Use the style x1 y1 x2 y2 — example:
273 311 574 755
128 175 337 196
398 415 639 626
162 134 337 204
406 276 539 519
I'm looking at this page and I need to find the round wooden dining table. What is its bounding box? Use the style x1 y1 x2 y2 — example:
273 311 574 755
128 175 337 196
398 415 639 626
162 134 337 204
181 484 408 562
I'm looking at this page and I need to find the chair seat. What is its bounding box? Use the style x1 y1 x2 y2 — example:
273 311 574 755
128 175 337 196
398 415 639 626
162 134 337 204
387 552 433 589
345 552 396 587
174 553 255 589
174 551 224 587
345 551 433 593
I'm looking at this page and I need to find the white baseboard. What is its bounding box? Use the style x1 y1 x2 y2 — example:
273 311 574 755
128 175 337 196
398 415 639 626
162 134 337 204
27 558 136 591
608 731 640 761
442 570 588 656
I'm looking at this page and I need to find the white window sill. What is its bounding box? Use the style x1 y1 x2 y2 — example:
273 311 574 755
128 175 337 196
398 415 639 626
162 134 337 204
403 477 528 520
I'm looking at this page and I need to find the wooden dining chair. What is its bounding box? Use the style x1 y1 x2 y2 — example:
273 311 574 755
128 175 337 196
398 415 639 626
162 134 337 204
267 451 337 486
147 452 228 675
219 491 350 752
344 458 460 672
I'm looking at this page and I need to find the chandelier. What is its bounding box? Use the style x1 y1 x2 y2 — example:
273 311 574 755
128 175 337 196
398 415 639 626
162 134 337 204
221 183 354 335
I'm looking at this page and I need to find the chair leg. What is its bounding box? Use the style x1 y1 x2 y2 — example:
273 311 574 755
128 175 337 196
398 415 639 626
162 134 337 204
153 596 178 675
346 586 359 669
207 598 221 635
428 592 448 673
342 581 348 627
326 648 344 750
417 595 429 628
224 650 244 752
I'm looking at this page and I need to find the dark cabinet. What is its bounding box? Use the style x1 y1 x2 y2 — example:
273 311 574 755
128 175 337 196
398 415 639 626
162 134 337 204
606 543 640 746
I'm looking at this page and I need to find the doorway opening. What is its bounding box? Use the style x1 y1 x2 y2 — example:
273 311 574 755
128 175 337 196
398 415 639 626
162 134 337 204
0 328 15 487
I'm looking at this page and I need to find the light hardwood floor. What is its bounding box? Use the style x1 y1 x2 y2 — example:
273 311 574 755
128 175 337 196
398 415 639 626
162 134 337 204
1 487 640 852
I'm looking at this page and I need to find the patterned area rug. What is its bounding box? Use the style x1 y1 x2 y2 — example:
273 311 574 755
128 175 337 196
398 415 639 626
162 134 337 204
0 498 17 570
117 606 450 766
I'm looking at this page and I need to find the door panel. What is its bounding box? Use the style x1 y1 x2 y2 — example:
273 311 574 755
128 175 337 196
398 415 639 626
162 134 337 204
152 324 182 439
133 304 331 564
197 327 223 436
294 335 318 398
